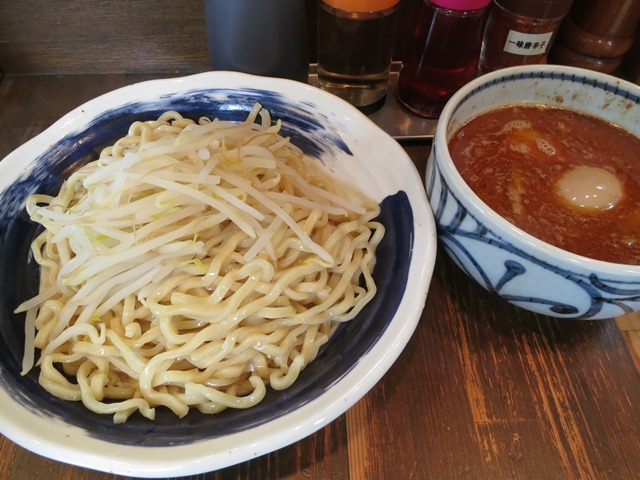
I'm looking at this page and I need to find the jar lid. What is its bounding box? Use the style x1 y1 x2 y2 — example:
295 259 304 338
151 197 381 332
323 0 400 12
495 0 574 19
431 0 492 10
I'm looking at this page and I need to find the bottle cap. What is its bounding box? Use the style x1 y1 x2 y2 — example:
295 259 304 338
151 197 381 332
323 0 400 12
431 0 491 10
495 0 574 19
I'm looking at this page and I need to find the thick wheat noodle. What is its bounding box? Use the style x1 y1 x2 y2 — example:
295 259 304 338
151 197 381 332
15 104 384 423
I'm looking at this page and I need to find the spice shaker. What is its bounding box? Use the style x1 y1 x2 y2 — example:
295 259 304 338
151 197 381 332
551 0 640 73
621 22 640 83
478 0 573 74
397 0 491 118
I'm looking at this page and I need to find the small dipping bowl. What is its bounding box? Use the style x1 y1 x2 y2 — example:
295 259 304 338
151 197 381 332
426 64 640 320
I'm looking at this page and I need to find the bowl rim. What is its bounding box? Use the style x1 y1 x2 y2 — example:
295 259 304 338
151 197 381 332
0 70 438 476
434 64 640 274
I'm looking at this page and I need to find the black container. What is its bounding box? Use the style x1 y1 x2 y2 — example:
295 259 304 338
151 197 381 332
205 0 310 82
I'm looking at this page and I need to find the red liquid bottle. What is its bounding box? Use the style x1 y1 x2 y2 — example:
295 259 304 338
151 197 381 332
397 0 491 118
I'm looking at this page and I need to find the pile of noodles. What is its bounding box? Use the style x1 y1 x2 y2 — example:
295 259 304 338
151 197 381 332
15 104 384 423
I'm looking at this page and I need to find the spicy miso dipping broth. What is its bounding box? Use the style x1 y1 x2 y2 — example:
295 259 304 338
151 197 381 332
448 104 640 265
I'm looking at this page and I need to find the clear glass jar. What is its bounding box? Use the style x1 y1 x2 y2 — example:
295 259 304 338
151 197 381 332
397 0 491 118
317 0 401 107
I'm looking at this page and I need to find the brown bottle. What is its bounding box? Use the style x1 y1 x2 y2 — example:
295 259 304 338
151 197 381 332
621 22 640 82
551 0 640 73
479 0 574 75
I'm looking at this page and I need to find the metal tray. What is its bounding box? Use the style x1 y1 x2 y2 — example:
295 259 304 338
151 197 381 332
308 63 437 141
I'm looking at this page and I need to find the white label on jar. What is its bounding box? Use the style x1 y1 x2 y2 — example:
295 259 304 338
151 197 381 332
503 30 554 56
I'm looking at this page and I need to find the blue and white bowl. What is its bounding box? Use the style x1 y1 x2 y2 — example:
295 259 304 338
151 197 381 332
426 65 640 320
0 72 437 477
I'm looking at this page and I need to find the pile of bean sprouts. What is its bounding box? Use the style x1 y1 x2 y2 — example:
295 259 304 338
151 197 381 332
15 104 384 423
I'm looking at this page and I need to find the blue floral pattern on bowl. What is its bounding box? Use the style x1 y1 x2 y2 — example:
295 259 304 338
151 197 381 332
427 66 640 320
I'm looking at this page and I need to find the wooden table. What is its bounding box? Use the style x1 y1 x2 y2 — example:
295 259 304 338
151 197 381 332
1 74 639 480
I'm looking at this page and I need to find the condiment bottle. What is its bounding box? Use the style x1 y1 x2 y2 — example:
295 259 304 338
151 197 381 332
397 0 491 118
550 0 640 74
478 0 574 74
317 0 401 107
621 22 640 84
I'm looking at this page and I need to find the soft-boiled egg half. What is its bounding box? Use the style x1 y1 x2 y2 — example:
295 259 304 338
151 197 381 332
555 165 623 212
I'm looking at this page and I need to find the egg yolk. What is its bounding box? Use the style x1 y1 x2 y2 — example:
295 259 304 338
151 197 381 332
555 166 623 211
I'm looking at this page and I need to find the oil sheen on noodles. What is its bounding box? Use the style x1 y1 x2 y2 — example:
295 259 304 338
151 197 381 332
15 104 384 424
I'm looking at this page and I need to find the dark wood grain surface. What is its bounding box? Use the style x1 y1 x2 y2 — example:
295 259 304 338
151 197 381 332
0 0 424 75
0 73 639 480
0 1 210 75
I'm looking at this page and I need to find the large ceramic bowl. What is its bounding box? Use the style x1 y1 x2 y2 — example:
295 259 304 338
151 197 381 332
426 64 640 320
0 72 437 477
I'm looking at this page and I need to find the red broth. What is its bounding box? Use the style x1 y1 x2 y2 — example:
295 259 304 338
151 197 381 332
448 105 640 265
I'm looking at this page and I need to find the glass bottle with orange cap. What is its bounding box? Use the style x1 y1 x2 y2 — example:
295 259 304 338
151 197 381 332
317 0 401 107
